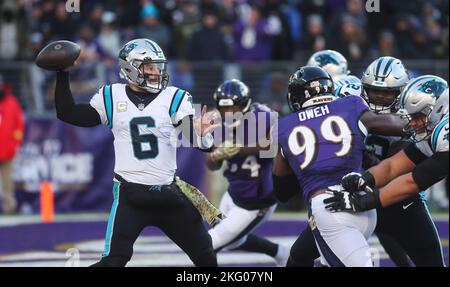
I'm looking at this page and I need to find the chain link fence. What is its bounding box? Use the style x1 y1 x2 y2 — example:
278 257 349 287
1 60 448 115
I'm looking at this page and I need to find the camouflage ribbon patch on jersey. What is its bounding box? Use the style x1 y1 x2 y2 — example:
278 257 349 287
175 177 225 226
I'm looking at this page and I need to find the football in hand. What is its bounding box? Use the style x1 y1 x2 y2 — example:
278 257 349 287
35 40 81 71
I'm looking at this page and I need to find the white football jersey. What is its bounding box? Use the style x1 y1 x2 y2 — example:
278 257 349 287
415 114 449 157
90 84 194 185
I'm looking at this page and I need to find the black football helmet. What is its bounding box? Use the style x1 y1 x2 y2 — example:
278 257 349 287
213 79 252 113
287 66 335 112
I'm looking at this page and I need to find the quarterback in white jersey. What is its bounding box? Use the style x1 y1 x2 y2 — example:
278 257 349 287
90 83 196 185
54 39 218 267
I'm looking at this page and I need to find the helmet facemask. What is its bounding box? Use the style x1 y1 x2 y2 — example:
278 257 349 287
130 59 168 93
400 107 433 143
363 85 400 114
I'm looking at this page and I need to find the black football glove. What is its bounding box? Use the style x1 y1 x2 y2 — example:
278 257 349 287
341 171 376 193
323 188 382 212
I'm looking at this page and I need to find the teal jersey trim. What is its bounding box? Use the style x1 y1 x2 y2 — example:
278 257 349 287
103 85 113 129
419 190 426 202
422 196 446 266
169 89 186 118
431 117 448 152
103 181 120 257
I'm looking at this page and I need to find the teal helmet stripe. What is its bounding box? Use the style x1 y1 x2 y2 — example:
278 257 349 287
146 40 157 51
375 57 385 80
146 40 162 54
382 57 395 77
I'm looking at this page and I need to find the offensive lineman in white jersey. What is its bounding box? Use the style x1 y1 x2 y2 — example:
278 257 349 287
54 39 219 267
325 77 449 267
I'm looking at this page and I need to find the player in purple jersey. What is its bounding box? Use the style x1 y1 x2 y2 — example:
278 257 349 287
285 60 447 267
325 75 449 267
272 66 407 266
205 79 290 266
339 60 446 267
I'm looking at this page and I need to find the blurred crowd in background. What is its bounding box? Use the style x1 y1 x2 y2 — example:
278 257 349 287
0 0 449 214
0 0 448 116
0 0 448 63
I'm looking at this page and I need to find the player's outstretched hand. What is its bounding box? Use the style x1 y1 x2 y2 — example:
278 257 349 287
324 190 358 212
194 105 221 136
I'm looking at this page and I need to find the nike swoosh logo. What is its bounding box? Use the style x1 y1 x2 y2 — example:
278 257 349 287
403 202 414 210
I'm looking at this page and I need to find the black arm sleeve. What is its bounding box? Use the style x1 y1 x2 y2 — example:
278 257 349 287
55 72 101 127
412 151 449 191
362 148 381 169
178 115 214 152
273 174 302 203
403 143 428 165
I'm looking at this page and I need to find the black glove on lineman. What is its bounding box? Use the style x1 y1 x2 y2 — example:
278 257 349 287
341 171 376 193
324 188 382 212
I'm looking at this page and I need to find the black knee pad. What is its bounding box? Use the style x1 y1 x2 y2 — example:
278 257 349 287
90 256 129 267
